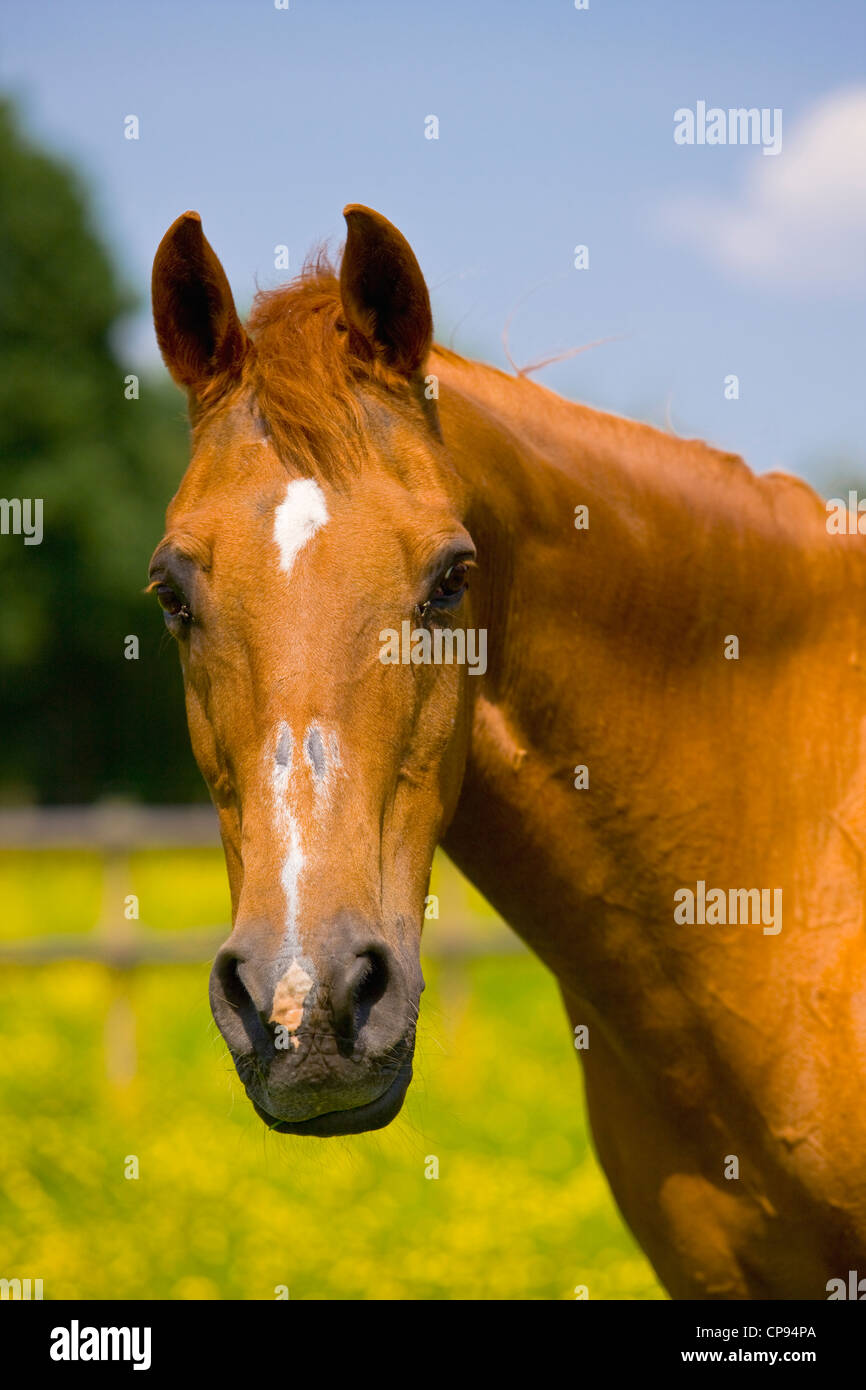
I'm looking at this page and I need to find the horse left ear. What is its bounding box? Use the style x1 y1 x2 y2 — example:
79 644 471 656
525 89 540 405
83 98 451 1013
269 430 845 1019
152 211 249 402
340 206 433 378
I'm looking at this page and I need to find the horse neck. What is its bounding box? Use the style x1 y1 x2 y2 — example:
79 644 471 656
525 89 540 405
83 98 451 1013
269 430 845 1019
435 348 866 966
435 346 844 649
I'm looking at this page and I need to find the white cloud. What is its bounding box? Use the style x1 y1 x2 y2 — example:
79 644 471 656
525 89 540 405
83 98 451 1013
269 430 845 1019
656 88 866 290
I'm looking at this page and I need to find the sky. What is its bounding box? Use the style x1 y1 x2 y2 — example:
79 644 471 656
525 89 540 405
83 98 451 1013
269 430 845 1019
3 0 865 485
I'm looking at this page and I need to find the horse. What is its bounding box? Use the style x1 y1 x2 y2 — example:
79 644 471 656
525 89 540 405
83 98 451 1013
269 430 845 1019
150 205 866 1300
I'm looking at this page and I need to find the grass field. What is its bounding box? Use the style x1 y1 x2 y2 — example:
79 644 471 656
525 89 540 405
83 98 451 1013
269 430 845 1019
0 847 665 1300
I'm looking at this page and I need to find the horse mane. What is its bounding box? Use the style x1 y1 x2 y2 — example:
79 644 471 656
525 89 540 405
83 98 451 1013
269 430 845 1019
237 250 409 481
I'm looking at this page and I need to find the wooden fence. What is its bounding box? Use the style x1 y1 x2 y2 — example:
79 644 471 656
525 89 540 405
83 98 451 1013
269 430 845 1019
0 804 523 1083
0 803 522 964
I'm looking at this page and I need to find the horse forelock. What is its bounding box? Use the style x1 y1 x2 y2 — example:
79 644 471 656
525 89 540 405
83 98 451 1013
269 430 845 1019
191 251 422 486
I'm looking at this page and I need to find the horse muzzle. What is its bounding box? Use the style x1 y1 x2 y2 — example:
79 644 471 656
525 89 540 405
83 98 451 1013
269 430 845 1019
208 912 423 1135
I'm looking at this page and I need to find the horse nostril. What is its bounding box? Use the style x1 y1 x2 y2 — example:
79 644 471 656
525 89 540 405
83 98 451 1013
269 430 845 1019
355 948 389 1016
210 949 271 1058
333 946 391 1046
215 951 247 1011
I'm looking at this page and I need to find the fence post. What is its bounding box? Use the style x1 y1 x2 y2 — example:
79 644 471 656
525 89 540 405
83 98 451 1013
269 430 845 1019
95 805 138 1087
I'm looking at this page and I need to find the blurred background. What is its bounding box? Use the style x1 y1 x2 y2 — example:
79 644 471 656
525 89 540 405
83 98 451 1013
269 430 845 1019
0 0 862 1299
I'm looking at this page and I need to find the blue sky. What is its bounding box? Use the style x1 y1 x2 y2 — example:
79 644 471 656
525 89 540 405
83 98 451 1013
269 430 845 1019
3 0 864 484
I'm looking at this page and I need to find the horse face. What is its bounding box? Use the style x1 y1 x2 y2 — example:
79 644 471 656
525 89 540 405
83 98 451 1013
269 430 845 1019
150 208 474 1134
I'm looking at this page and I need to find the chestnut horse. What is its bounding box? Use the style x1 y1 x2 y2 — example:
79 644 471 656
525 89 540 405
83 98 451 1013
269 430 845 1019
150 206 866 1299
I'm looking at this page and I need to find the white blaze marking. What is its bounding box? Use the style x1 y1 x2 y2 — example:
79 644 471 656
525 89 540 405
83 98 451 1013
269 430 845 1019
270 722 317 1038
271 722 306 960
279 819 304 956
268 469 338 1037
273 477 328 577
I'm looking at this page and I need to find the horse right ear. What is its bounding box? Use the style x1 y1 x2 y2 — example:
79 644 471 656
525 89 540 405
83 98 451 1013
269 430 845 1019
340 205 433 379
152 211 249 401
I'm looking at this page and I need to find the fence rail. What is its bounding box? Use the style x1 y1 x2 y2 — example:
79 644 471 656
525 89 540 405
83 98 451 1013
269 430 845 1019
0 803 220 849
0 805 523 1084
0 805 524 964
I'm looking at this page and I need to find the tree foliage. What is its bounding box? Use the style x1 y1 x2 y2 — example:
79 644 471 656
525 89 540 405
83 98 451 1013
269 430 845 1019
0 99 203 802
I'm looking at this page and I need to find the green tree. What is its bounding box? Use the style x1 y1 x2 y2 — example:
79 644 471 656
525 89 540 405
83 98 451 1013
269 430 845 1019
0 98 202 802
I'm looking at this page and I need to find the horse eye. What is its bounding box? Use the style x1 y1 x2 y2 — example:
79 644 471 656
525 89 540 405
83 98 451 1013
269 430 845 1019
432 561 470 604
155 584 191 622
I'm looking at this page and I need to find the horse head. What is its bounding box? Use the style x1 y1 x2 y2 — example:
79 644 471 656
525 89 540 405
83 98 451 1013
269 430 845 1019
150 208 477 1134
